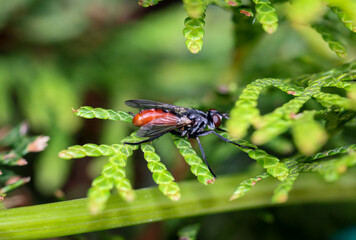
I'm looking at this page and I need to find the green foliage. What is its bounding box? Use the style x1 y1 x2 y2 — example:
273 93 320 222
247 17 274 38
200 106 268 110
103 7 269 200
312 23 347 58
225 62 356 203
178 223 201 240
59 134 141 215
139 0 162 7
73 106 133 123
230 173 270 200
253 0 278 34
228 61 356 146
59 107 225 213
329 5 356 33
172 136 215 184
137 0 355 56
60 59 356 213
221 132 289 180
0 123 49 198
141 144 180 201
231 144 356 204
183 16 206 54
183 0 206 19
0 0 356 238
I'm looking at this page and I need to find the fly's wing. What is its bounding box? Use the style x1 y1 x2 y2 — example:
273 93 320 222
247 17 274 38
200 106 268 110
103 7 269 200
125 99 188 115
136 114 191 137
137 125 178 137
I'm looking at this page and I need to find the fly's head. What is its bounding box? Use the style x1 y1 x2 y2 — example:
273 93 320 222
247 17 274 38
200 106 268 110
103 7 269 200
207 109 229 129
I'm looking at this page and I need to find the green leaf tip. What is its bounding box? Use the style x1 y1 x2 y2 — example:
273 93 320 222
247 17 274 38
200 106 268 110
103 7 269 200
230 173 270 201
73 106 133 122
253 0 278 34
141 144 181 201
271 164 299 204
138 0 162 7
312 23 348 59
58 144 117 159
330 6 356 33
183 16 205 54
178 223 201 240
172 136 215 185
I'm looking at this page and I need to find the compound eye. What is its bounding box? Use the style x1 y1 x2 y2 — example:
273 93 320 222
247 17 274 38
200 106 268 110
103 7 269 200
212 114 222 127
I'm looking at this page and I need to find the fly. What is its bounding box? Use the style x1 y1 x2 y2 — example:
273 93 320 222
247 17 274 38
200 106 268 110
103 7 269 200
124 99 255 178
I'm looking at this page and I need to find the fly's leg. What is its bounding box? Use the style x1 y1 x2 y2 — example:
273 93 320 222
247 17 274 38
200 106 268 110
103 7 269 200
170 130 216 178
212 131 256 150
216 128 226 132
123 132 167 145
196 137 216 178
193 130 256 150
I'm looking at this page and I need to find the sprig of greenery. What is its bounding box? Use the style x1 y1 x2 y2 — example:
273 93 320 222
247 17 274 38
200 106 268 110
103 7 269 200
0 123 49 198
230 172 270 200
183 16 206 54
312 23 347 58
329 5 356 33
73 106 133 123
221 132 289 180
141 144 180 200
228 61 356 147
59 134 142 215
60 107 228 213
252 0 278 34
60 62 356 213
172 135 215 184
227 61 356 203
137 0 355 55
231 144 356 203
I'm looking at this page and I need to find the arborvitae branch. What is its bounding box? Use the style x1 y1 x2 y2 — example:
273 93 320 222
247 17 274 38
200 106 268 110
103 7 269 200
330 6 356 32
141 144 181 200
252 0 278 34
312 23 347 58
271 162 299 203
0 123 48 196
221 132 289 180
172 135 215 184
296 144 356 163
230 172 270 200
183 0 206 19
183 16 206 54
73 106 133 123
227 78 302 139
228 61 356 147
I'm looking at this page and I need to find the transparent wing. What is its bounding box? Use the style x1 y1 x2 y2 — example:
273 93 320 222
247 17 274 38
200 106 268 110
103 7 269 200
125 99 188 114
137 124 178 137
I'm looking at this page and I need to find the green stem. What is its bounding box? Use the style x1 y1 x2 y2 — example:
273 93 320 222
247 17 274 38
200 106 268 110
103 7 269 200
1 170 356 239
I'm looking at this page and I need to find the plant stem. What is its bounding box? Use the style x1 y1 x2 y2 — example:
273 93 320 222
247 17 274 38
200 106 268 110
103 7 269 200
1 170 356 239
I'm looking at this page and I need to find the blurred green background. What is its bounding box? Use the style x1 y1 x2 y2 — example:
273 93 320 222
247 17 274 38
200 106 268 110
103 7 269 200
0 0 355 239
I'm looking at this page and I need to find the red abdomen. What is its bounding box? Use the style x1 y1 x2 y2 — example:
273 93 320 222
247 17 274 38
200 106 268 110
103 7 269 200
132 109 177 126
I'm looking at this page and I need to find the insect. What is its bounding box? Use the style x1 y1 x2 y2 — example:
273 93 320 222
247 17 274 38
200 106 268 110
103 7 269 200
124 99 255 178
